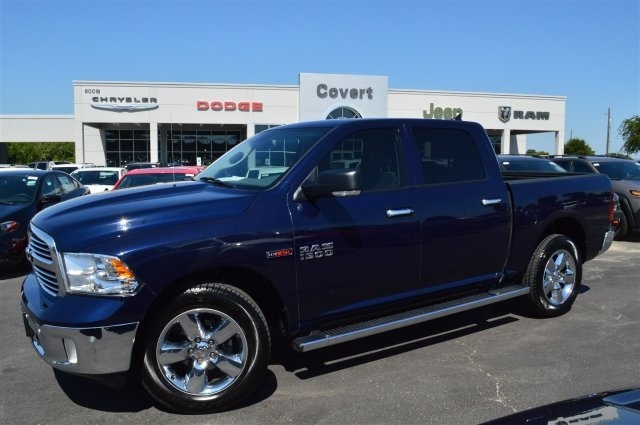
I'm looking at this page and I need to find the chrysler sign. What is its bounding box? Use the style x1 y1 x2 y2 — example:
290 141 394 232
91 96 158 112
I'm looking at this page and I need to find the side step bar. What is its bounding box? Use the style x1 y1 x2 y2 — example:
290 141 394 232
292 284 530 353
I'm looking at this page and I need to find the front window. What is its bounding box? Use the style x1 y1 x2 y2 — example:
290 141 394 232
197 127 331 190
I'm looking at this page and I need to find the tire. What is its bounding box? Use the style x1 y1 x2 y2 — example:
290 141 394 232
524 234 582 317
141 283 270 413
614 212 630 241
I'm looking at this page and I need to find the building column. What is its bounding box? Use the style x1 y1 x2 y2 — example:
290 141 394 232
501 128 511 154
555 130 564 155
158 127 167 166
149 122 158 163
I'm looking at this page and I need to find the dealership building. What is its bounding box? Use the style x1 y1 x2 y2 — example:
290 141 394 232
0 73 567 166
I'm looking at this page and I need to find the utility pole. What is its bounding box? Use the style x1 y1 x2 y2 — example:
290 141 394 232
606 107 611 155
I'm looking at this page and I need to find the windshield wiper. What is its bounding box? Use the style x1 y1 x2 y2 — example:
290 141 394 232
198 176 235 188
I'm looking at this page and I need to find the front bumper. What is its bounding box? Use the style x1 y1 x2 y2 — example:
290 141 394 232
21 302 138 375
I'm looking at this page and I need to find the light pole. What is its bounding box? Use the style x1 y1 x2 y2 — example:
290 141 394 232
606 107 611 155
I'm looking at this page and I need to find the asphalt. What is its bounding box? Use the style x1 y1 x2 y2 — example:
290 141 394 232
1 233 638 425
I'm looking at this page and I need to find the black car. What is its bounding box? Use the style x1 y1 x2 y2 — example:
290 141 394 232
549 155 640 240
481 386 640 424
0 169 90 270
498 155 569 173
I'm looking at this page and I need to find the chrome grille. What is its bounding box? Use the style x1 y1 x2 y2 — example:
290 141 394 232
28 228 53 263
27 225 61 297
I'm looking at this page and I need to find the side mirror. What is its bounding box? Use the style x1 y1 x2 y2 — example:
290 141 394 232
40 194 62 205
299 168 361 201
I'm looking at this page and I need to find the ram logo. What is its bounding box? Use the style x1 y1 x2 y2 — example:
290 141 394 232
299 242 334 261
498 106 512 123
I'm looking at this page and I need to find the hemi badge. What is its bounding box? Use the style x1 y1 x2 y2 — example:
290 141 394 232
266 248 293 259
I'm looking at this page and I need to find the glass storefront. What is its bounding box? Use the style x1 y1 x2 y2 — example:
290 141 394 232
486 131 502 154
105 129 150 167
166 128 245 166
104 126 246 167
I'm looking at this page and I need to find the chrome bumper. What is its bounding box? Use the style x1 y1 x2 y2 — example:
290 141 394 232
599 229 616 256
21 305 138 375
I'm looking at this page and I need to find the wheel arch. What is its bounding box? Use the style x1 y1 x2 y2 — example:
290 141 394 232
618 194 637 228
540 217 585 262
130 266 289 375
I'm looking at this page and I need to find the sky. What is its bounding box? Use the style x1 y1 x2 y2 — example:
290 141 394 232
0 0 639 155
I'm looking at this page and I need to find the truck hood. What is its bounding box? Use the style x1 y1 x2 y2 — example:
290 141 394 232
31 181 257 251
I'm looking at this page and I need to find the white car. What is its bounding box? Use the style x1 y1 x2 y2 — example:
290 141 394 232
70 167 126 193
51 163 96 174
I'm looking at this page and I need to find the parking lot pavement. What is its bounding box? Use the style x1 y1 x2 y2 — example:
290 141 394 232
1 234 639 425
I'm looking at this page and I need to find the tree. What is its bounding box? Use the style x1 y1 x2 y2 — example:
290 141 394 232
564 138 595 156
526 148 549 156
619 115 640 155
6 142 75 164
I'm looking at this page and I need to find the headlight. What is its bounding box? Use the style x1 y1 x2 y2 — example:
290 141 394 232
62 253 140 295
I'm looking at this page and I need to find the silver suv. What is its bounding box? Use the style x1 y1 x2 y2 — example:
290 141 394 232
549 156 640 240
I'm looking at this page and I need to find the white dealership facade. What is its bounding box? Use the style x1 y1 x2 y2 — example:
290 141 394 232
0 73 566 166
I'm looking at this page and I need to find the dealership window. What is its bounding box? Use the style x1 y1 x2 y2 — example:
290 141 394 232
255 124 281 134
485 131 502 154
326 107 361 120
167 129 243 166
105 129 150 167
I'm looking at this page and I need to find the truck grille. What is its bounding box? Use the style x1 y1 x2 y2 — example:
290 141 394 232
27 225 62 297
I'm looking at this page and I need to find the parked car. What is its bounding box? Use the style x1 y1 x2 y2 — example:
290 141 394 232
549 155 640 240
498 155 568 173
112 166 202 189
70 167 126 193
29 161 70 170
123 162 160 172
20 118 614 413
481 386 640 424
50 163 96 174
0 169 89 269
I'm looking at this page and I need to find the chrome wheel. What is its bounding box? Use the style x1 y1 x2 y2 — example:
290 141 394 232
525 234 582 317
155 308 248 396
542 249 576 306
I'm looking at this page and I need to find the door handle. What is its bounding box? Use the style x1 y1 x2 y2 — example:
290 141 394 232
386 208 414 218
481 198 502 206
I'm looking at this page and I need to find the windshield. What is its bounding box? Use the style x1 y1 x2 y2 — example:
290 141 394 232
196 126 331 189
593 161 640 180
0 174 38 204
116 172 196 189
72 170 120 185
501 158 567 172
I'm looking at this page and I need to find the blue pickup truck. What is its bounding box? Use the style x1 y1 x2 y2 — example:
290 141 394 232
21 118 615 413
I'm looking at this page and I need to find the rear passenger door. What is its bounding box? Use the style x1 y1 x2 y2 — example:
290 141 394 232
408 125 511 292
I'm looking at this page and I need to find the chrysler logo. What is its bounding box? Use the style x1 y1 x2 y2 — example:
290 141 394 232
91 103 159 112
498 106 512 123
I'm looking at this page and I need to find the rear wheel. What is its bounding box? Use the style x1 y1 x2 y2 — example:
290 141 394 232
524 234 581 317
141 283 270 413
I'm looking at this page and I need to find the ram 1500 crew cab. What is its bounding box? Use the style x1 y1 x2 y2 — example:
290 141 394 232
21 118 615 413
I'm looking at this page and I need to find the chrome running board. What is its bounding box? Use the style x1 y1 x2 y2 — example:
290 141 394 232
292 284 529 353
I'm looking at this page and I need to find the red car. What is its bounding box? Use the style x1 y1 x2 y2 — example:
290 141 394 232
112 166 203 190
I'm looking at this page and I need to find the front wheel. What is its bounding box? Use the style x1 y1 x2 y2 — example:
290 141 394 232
141 283 270 413
614 212 630 241
524 234 582 317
